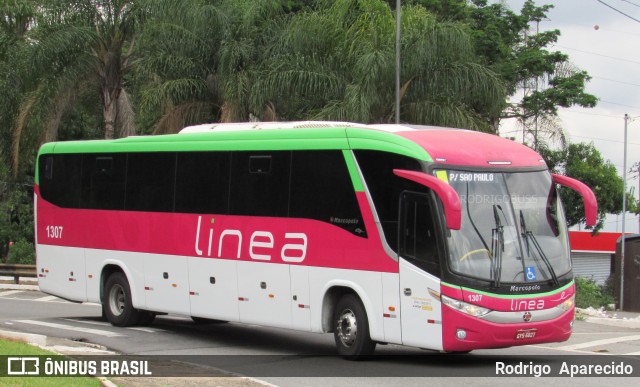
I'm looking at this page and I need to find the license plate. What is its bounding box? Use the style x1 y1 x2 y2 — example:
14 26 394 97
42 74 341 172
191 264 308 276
515 329 537 340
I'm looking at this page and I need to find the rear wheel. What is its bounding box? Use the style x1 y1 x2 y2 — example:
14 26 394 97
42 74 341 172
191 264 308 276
104 272 141 327
333 294 376 359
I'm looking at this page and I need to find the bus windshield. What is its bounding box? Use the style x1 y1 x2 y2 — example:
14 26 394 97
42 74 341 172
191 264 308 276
439 170 570 285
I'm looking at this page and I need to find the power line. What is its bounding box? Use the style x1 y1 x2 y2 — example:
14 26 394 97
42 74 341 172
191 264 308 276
597 0 640 23
562 109 625 118
571 134 640 146
556 45 640 65
600 100 640 110
592 76 640 88
621 0 640 9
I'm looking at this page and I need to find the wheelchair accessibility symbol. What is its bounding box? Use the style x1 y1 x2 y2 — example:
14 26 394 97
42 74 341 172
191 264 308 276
525 267 537 281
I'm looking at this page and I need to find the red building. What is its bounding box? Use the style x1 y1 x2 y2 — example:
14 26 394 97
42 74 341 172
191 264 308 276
569 231 621 285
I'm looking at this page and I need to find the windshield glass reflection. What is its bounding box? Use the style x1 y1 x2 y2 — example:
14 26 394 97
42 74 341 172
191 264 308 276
440 170 570 284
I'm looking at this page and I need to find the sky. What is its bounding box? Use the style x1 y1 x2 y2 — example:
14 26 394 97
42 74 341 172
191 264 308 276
498 0 640 233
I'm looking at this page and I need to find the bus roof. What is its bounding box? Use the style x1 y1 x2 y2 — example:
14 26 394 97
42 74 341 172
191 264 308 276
38 121 545 168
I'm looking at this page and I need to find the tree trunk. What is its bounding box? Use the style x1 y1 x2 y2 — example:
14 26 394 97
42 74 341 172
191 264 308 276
103 88 117 140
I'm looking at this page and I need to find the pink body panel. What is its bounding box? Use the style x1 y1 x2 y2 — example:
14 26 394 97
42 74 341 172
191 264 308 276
397 130 544 167
441 283 575 311
440 283 575 351
441 305 573 352
36 187 398 273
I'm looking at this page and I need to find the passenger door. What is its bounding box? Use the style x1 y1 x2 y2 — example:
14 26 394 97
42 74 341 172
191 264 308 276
398 191 444 350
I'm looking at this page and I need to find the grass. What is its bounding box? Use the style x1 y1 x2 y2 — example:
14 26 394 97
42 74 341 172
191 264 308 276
0 338 102 387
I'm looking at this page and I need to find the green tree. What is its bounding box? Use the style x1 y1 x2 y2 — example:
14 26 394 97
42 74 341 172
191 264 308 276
251 0 504 129
0 186 33 263
4 0 145 177
135 0 227 133
471 0 597 145
394 0 598 141
539 142 633 231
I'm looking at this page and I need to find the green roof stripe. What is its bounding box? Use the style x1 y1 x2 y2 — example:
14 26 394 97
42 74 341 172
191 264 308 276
35 124 437 184
342 150 364 192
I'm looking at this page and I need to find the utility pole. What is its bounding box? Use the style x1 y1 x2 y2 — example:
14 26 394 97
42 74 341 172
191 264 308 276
395 0 401 124
621 113 628 310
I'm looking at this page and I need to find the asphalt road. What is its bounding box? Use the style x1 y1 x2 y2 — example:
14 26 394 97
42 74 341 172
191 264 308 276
2 288 640 386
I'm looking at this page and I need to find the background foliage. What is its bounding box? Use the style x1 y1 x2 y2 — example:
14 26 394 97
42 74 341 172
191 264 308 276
0 0 631 264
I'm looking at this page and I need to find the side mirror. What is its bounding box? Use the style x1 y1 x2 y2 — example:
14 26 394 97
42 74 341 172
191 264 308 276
551 174 598 227
393 169 461 230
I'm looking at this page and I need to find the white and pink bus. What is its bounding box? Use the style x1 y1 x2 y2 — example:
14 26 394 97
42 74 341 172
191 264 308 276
35 121 597 356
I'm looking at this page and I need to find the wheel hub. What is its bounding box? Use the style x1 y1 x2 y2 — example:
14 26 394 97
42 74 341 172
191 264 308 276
109 284 125 317
336 309 358 347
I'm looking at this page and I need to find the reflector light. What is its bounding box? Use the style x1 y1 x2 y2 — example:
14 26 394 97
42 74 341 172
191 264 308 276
456 329 467 340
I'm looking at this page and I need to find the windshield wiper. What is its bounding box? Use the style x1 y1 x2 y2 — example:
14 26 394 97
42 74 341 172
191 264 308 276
520 210 559 286
463 183 496 286
491 205 504 287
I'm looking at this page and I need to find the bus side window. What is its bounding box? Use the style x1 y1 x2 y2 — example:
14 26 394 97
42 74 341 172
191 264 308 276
125 152 176 212
399 192 440 276
39 154 82 208
175 152 230 214
229 151 290 217
290 151 366 237
353 150 424 250
81 154 126 210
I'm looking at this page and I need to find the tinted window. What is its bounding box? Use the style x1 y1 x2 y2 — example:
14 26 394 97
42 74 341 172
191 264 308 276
39 154 83 208
175 152 230 214
354 150 424 249
399 191 441 276
125 153 176 212
229 152 290 217
290 151 366 237
81 154 127 210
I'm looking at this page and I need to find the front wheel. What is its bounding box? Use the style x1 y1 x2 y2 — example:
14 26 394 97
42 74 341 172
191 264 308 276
333 294 376 359
103 272 141 327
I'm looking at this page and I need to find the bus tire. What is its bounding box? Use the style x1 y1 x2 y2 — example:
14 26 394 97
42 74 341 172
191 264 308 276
104 272 141 327
333 294 376 359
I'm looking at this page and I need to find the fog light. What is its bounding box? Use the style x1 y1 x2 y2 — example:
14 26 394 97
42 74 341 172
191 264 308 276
456 329 467 340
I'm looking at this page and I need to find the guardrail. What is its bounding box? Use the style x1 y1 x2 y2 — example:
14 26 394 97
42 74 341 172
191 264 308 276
0 264 37 284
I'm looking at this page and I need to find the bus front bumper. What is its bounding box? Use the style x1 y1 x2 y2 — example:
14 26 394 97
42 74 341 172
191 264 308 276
441 306 574 352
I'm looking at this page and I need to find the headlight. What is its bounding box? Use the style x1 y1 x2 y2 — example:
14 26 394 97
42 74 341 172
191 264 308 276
555 295 575 311
441 294 491 317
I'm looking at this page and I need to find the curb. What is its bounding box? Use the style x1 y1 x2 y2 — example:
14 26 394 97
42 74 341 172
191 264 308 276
0 284 40 291
0 329 273 386
584 317 640 330
0 329 117 386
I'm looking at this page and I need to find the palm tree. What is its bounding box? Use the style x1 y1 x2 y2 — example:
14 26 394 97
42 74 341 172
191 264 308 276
136 0 286 132
251 0 505 129
5 0 142 176
135 0 227 134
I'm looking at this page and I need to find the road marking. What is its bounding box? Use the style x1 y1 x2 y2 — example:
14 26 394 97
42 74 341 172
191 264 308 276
63 318 166 333
555 334 640 351
34 295 59 302
0 290 24 297
127 327 166 333
529 344 613 355
15 320 125 337
64 318 111 327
